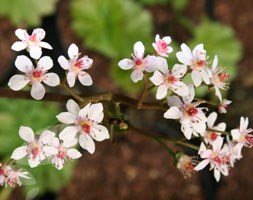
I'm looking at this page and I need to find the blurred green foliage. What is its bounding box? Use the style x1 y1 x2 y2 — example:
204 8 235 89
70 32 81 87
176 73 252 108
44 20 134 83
137 0 188 11
0 0 59 26
0 98 74 197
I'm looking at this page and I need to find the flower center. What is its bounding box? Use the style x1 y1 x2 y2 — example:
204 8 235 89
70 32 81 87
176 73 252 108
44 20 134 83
29 142 41 160
31 70 43 81
186 107 198 117
208 132 218 141
134 59 143 69
192 59 206 70
29 33 37 43
218 72 229 83
57 145 67 159
165 74 176 85
80 120 92 134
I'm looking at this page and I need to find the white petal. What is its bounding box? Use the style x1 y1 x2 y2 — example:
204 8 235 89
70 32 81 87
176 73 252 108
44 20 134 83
63 138 78 148
38 56 53 70
79 56 93 69
59 126 78 140
58 56 70 70
215 87 222 102
145 56 168 73
8 75 29 91
68 43 79 59
194 159 210 171
11 41 27 51
78 73 93 86
181 120 192 140
212 55 218 72
43 73 60 87
15 29 27 40
207 112 217 128
200 69 211 85
79 103 90 118
90 124 109 141
181 43 193 59
88 103 103 122
214 168 221 182
176 52 192 65
43 146 58 156
182 84 195 103
67 72 76 87
133 41 144 59
15 55 33 73
192 121 206 134
31 82 45 100
231 129 240 140
171 82 188 96
191 70 202 87
11 146 28 160
131 70 143 83
172 64 187 78
30 46 42 59
163 36 172 44
213 137 223 151
156 84 168 99
19 126 34 142
67 149 82 159
118 58 134 70
164 107 182 119
167 96 183 107
39 130 55 144
39 42 52 49
28 158 40 168
66 99 80 115
149 71 163 86
32 28 45 40
79 134 95 154
56 112 76 124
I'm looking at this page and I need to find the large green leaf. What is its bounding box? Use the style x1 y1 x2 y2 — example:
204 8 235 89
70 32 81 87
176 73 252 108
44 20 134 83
71 0 153 58
0 0 59 26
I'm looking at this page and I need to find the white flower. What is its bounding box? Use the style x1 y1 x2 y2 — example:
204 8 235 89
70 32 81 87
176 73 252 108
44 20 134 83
195 137 229 182
11 126 57 168
150 61 188 99
56 99 110 154
210 55 229 102
152 34 173 57
218 99 232 114
176 43 212 87
164 85 207 139
204 112 226 145
231 117 253 149
118 41 155 83
8 55 60 100
58 43 93 87
50 127 82 170
11 28 52 59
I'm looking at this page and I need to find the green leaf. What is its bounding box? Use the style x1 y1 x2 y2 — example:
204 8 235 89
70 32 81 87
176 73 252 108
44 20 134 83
71 0 153 58
0 0 59 26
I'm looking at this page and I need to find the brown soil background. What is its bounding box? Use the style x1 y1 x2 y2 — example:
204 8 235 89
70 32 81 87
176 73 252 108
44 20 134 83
1 0 253 199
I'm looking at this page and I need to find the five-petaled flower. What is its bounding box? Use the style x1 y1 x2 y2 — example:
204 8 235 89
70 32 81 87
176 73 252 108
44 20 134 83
58 43 93 87
176 43 211 87
49 127 82 170
152 34 173 57
150 60 188 99
11 126 57 168
8 55 60 100
56 99 110 154
164 85 207 139
11 28 52 59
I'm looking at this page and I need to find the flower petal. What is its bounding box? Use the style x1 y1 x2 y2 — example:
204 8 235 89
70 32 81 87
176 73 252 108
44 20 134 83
88 103 103 122
11 146 28 160
131 70 143 83
194 159 210 171
67 71 76 87
15 29 27 40
31 82 45 100
90 124 109 141
43 73 60 87
156 84 168 99
149 71 163 86
134 41 145 59
66 99 80 115
163 107 182 119
11 41 27 51
171 81 188 96
118 58 134 70
38 56 53 70
78 72 93 86
167 96 183 107
67 149 82 159
58 56 70 70
39 130 55 144
39 41 52 49
56 112 76 124
79 103 90 118
30 46 42 59
8 75 29 91
172 64 187 78
79 134 95 154
68 43 79 59
191 70 202 87
19 126 34 142
15 55 33 73
59 126 78 140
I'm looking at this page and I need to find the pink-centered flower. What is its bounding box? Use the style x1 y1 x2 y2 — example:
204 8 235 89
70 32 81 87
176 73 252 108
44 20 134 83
176 154 196 178
164 85 207 139
150 61 188 99
11 126 57 168
11 28 52 59
50 127 82 170
210 55 229 102
231 117 253 149
152 34 173 57
176 43 212 87
118 41 156 83
218 99 232 114
204 112 226 145
58 43 93 87
195 137 229 182
8 55 60 100
56 99 110 154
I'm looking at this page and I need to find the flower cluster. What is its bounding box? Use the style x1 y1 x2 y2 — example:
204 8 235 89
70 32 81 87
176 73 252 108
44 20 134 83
0 163 29 188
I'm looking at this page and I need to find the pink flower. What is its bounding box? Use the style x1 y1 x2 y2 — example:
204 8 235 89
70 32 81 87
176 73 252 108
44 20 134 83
58 43 93 87
11 28 52 59
118 41 155 83
50 127 82 170
231 117 253 149
164 85 207 139
204 112 226 145
210 55 229 102
8 55 60 100
176 43 212 87
56 99 110 154
152 34 173 57
150 62 188 99
218 99 232 114
176 154 196 178
11 126 57 168
195 137 229 182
